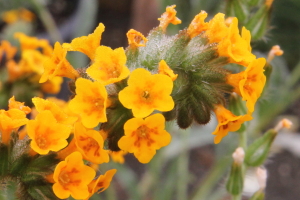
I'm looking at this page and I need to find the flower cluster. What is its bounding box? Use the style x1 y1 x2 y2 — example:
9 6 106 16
0 4 271 200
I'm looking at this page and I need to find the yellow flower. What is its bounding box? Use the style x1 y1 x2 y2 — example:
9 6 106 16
8 96 31 114
86 46 130 85
205 13 229 44
68 78 108 128
158 60 178 81
127 29 148 48
39 42 79 83
0 40 17 61
62 23 105 60
217 18 256 66
227 58 266 113
32 97 77 126
53 151 96 199
74 122 109 164
0 109 28 144
27 110 71 154
109 150 127 164
119 68 174 118
212 105 252 144
18 50 46 75
118 114 171 163
187 11 208 38
14 32 53 56
40 77 63 94
2 8 35 24
158 5 181 32
85 169 117 199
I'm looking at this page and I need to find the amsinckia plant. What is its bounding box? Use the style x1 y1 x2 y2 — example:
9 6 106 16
0 4 276 200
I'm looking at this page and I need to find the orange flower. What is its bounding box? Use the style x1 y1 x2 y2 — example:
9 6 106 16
86 46 130 85
217 18 256 66
8 96 31 114
68 78 108 128
0 109 28 144
205 13 229 44
32 97 77 126
74 122 109 164
27 110 71 154
40 76 63 94
14 32 53 56
18 50 46 75
62 23 105 60
267 45 284 62
227 58 266 113
119 68 174 118
2 8 35 24
158 5 181 31
0 40 17 61
212 105 252 144
39 42 79 83
6 60 24 82
127 29 148 48
187 11 208 38
109 150 127 164
85 169 117 199
53 151 96 199
158 60 178 81
118 114 171 163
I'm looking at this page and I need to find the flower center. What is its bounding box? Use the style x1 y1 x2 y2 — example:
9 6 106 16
142 91 150 99
36 136 48 149
93 98 104 109
80 136 100 157
58 171 70 186
137 125 149 138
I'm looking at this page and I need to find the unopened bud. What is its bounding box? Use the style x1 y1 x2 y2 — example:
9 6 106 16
256 167 267 189
232 147 245 165
274 118 292 132
267 45 284 62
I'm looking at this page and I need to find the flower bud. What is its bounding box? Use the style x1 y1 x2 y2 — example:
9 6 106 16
226 147 245 195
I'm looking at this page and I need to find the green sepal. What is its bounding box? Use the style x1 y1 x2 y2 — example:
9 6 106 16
176 100 193 129
263 63 273 88
0 144 9 177
26 184 59 200
245 5 269 40
21 153 60 184
226 162 244 195
249 189 265 200
245 129 277 166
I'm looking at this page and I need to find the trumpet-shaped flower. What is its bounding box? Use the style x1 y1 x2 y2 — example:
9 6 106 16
40 76 63 94
119 68 174 118
74 122 109 164
39 42 79 83
85 169 117 199
27 110 71 154
227 58 266 113
127 29 148 48
68 78 108 128
217 18 256 66
32 97 77 125
205 13 229 44
187 11 208 38
158 60 178 81
86 46 130 85
53 152 96 199
62 23 105 60
0 40 17 61
0 109 28 144
8 96 31 114
118 114 171 163
158 5 181 31
212 105 252 144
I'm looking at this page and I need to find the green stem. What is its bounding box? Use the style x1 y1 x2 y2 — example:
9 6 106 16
29 0 62 43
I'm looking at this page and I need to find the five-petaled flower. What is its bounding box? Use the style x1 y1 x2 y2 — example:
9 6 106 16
74 122 109 164
127 29 148 48
118 113 171 163
53 151 96 199
187 10 208 38
39 42 79 83
158 5 181 32
62 23 105 61
27 110 71 154
119 68 174 118
227 58 266 113
68 78 108 128
85 169 117 200
86 46 130 85
212 105 252 144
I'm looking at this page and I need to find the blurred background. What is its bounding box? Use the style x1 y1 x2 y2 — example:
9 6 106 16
1 0 300 199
